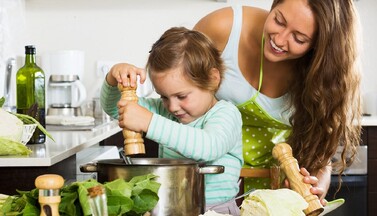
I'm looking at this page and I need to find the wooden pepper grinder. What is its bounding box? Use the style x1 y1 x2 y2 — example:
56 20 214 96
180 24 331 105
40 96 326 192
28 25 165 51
272 143 324 216
118 82 145 155
35 174 64 216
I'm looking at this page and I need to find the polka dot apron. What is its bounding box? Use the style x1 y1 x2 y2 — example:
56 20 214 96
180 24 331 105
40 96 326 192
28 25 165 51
237 96 291 191
237 34 292 191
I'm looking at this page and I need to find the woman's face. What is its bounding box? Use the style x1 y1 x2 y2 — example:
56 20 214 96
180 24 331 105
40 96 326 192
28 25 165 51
150 67 217 124
263 0 317 62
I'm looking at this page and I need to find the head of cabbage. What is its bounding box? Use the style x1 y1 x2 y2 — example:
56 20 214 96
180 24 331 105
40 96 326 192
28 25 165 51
0 108 24 142
240 189 308 216
0 107 32 155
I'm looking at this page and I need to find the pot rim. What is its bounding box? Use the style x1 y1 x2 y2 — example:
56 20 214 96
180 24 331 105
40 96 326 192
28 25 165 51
95 158 206 166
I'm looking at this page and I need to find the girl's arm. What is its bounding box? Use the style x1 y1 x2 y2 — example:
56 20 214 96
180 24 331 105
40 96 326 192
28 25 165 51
100 78 121 119
144 100 243 162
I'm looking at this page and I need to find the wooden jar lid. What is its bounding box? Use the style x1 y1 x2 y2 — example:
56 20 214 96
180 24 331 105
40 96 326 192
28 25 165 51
35 174 64 190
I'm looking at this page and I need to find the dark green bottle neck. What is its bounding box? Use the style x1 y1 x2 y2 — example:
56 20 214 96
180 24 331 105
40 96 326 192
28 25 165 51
25 53 37 65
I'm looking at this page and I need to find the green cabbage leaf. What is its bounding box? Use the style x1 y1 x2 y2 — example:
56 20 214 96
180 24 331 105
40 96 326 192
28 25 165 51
0 108 23 143
240 188 308 216
0 174 160 216
0 138 32 156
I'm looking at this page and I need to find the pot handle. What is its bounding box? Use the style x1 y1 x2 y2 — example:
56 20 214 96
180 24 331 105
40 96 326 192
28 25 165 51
198 165 224 174
79 162 98 173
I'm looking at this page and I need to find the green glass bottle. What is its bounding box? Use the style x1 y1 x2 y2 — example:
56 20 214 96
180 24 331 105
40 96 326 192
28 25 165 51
16 45 46 144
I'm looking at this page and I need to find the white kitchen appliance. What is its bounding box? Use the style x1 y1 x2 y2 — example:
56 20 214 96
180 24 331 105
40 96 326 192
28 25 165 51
47 74 87 116
326 145 368 216
42 50 87 116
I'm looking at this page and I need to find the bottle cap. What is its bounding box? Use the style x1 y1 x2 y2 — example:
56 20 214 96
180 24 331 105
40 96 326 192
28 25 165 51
25 45 36 54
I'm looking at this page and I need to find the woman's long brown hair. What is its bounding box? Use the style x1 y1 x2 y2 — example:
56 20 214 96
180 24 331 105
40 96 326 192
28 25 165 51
272 0 362 177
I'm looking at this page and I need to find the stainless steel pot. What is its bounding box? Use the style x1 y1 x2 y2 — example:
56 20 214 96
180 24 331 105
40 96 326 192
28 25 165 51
80 158 224 216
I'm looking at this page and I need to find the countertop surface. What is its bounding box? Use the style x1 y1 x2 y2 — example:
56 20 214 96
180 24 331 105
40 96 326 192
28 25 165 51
361 116 377 126
0 116 375 168
0 119 121 167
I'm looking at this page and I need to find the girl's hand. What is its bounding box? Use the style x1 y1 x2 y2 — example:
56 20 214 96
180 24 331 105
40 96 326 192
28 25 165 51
106 63 146 87
117 100 152 133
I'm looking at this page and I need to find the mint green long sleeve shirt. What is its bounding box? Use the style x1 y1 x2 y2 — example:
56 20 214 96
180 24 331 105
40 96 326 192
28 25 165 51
100 81 243 204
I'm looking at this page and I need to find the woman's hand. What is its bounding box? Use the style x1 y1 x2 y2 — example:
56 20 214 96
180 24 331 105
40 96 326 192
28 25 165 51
284 166 331 206
117 100 152 133
301 167 329 206
106 63 146 87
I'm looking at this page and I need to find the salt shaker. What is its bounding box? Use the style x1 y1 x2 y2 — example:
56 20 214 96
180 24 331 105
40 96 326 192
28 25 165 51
35 174 64 216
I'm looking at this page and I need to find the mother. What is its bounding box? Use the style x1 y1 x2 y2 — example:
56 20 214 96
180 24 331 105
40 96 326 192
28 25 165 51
194 0 362 203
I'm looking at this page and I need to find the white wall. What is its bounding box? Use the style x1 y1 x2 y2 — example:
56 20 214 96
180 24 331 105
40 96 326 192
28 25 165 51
21 0 273 101
354 0 377 114
3 0 377 113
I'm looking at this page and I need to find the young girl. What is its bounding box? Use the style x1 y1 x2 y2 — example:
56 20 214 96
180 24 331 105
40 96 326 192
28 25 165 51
101 27 243 215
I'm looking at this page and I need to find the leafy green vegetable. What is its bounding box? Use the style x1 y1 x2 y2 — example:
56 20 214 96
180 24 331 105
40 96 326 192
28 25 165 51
130 174 161 195
0 108 24 143
0 175 160 216
240 189 308 216
105 178 134 215
0 138 32 156
131 190 159 214
0 96 54 142
11 113 54 142
0 97 4 108
129 174 160 214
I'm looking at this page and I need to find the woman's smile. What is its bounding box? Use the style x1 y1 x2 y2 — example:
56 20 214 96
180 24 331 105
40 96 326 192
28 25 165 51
269 38 286 54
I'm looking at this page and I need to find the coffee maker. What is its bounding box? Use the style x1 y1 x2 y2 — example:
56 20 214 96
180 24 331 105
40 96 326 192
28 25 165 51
47 74 86 116
42 50 86 116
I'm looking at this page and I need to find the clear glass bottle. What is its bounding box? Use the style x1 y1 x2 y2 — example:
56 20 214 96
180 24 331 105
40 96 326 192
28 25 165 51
16 45 46 144
88 185 108 216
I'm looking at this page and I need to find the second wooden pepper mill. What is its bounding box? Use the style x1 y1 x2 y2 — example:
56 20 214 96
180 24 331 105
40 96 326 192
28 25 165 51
118 83 145 155
35 174 64 216
272 143 324 216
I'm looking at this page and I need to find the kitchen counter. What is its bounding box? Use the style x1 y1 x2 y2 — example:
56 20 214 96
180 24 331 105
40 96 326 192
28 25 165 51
0 119 122 194
0 119 121 167
0 116 373 168
361 116 377 126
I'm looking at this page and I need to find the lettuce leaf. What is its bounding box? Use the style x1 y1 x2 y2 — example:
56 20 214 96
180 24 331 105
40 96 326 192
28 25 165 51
0 138 32 156
0 175 160 216
241 189 308 216
0 97 5 107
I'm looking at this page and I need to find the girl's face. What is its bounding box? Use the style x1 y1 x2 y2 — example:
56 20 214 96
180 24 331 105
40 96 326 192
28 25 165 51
150 67 217 124
263 0 317 62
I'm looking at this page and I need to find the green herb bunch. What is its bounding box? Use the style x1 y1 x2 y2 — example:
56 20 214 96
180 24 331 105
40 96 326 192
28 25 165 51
0 174 160 216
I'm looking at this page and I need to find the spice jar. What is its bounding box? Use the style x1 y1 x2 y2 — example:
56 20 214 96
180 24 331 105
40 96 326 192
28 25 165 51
88 185 108 216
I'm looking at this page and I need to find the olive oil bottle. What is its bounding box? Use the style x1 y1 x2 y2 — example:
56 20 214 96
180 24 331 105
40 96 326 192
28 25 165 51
16 45 46 144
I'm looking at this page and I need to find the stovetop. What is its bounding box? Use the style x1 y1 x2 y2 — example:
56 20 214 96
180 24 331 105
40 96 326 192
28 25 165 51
331 145 367 175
